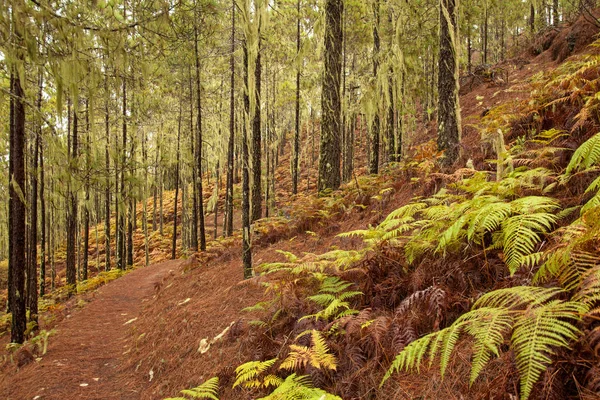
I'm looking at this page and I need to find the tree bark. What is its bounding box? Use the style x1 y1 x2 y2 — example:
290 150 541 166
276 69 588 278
369 0 381 174
83 99 90 280
27 67 43 323
252 33 262 222
10 69 27 343
188 67 198 251
40 112 46 297
66 99 78 294
318 0 343 192
243 40 253 279
194 25 207 251
117 77 127 270
530 2 535 33
293 0 301 194
225 0 236 237
437 0 461 166
172 98 183 260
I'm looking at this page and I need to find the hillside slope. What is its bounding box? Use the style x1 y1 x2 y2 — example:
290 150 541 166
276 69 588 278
3 13 600 400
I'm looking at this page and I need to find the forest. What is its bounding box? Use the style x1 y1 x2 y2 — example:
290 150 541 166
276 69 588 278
2 0 600 399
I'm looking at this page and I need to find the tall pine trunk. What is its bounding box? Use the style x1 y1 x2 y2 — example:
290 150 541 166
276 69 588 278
83 100 90 280
189 67 198 251
225 0 236 237
243 40 253 279
369 0 381 174
292 0 301 194
10 69 27 343
252 34 262 222
194 25 207 251
66 99 78 294
40 116 46 297
172 97 183 260
318 0 343 192
118 77 127 270
437 0 461 166
104 66 111 271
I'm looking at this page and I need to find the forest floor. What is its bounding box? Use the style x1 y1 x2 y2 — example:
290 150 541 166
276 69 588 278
2 11 600 400
0 259 183 399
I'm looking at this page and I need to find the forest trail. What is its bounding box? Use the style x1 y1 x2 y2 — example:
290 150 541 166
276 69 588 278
1 260 183 400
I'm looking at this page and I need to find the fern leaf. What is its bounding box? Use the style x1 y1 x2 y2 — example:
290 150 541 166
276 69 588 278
233 359 278 388
179 377 219 400
502 213 557 275
258 374 342 400
464 308 514 384
565 132 600 175
310 330 337 370
512 301 583 400
474 286 563 309
280 345 313 370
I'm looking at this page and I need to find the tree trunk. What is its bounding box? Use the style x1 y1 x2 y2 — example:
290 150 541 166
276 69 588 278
225 0 236 237
117 77 127 270
530 2 535 33
27 68 43 323
387 70 396 162
293 0 301 195
40 115 46 297
243 40 253 279
172 98 183 260
483 3 488 65
7 72 14 314
189 66 198 251
437 0 461 166
252 35 262 222
553 0 559 25
369 0 381 174
10 69 27 343
126 130 134 267
318 0 343 192
104 66 111 271
83 100 90 281
194 25 207 251
66 99 78 294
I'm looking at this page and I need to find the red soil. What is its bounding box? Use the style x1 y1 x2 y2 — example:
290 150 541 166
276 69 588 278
0 260 182 400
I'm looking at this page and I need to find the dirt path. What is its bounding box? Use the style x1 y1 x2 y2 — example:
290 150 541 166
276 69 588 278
1 260 183 400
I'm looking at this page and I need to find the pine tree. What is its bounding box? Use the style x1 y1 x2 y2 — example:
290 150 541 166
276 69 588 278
437 0 461 166
319 0 344 192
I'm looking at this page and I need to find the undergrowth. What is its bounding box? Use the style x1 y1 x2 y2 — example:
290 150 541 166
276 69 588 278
159 44 600 400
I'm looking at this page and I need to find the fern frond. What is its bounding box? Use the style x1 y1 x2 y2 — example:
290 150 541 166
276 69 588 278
512 301 583 400
177 377 219 400
502 212 557 274
280 331 337 371
276 250 298 262
258 374 342 400
474 286 563 309
233 359 278 388
464 308 514 384
574 265 600 308
565 132 600 175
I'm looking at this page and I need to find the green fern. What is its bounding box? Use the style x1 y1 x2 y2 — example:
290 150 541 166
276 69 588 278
501 212 557 274
233 359 280 389
301 277 361 322
382 286 583 400
511 301 584 400
565 132 600 175
258 374 341 400
280 330 337 371
164 377 220 400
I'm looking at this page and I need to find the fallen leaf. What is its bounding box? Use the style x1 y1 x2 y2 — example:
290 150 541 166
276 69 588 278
177 298 191 306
